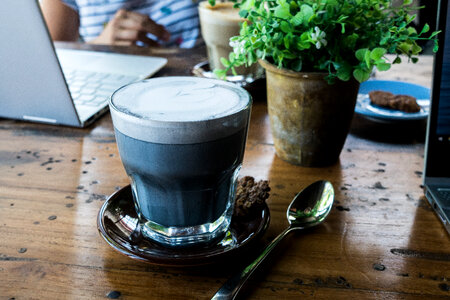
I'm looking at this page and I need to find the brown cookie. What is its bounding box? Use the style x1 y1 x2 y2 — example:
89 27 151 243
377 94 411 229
391 95 421 113
369 90 395 107
369 90 420 113
233 176 270 218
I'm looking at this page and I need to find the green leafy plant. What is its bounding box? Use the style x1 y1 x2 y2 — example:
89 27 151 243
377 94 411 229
211 0 439 83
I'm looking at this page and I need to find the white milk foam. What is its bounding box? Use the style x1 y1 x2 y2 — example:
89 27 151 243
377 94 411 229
109 77 251 144
198 2 242 26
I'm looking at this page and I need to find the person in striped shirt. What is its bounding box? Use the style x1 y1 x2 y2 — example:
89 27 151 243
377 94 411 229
41 0 201 48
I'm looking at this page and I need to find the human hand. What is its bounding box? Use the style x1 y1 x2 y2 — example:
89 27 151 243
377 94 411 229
89 9 170 46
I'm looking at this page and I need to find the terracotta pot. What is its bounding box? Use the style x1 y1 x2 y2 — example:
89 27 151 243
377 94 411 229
259 60 360 167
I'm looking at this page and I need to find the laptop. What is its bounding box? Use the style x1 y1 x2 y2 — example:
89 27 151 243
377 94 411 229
0 0 167 127
423 0 450 234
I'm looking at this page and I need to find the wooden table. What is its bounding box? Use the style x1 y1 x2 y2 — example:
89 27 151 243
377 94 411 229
1 44 449 299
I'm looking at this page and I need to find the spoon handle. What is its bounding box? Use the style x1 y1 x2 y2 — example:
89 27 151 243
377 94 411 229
211 226 294 300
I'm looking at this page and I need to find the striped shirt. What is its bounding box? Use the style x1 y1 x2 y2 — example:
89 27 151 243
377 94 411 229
62 0 201 48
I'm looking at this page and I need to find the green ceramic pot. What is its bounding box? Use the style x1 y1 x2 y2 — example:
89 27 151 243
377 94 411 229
259 60 360 167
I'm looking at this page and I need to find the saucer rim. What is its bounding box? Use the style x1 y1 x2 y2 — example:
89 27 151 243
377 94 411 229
97 185 270 266
192 60 265 87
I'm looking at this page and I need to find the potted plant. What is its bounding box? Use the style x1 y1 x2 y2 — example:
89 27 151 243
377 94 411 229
211 0 439 167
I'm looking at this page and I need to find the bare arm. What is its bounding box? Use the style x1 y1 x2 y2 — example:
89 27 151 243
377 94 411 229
40 0 79 41
90 9 170 46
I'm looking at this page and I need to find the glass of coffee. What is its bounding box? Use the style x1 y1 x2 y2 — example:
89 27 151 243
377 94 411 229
198 1 261 77
109 77 252 247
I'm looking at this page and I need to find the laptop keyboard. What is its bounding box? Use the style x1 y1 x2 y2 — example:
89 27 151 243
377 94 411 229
63 69 139 108
438 189 450 201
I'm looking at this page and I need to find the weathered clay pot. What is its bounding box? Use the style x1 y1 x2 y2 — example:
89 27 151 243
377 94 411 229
259 60 360 167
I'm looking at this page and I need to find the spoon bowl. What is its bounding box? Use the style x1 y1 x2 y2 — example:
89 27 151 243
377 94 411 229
288 180 335 228
212 180 335 300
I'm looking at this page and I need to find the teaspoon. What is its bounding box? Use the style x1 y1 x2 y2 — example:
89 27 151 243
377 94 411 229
211 180 335 300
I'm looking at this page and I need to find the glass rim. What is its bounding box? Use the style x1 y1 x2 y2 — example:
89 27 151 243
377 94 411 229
109 76 252 125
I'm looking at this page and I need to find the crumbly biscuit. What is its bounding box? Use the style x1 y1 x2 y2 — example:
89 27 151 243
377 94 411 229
233 176 270 218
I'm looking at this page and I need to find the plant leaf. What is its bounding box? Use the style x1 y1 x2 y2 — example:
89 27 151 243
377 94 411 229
412 44 422 55
274 4 291 19
420 23 430 34
398 42 412 54
353 69 370 83
370 48 387 60
284 35 291 48
213 69 227 79
406 14 416 24
407 27 418 35
300 4 314 25
355 48 368 61
239 0 255 11
291 12 303 26
337 64 352 81
239 9 248 18
220 57 230 68
434 40 439 52
376 62 391 71
364 50 371 68
380 32 391 45
429 30 441 38
280 21 291 33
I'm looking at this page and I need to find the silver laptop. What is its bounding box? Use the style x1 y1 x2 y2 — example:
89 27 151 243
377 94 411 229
424 0 450 235
0 0 167 127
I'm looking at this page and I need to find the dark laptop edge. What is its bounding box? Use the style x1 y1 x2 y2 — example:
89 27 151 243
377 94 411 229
423 0 450 234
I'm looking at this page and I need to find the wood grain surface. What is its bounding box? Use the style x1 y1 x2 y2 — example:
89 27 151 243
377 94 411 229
0 44 448 300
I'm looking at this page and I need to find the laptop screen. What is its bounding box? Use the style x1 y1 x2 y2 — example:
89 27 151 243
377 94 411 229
425 0 450 178
437 0 450 138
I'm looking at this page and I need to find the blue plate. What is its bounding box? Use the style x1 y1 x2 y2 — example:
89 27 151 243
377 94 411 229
355 80 430 122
